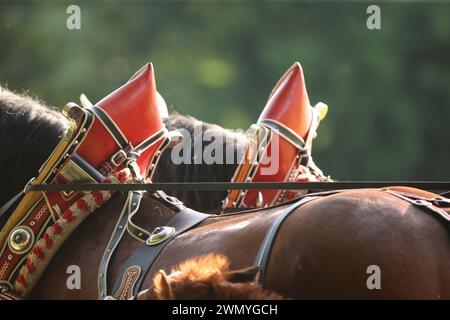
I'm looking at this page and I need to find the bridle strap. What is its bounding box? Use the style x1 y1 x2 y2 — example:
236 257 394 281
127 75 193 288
223 102 325 209
80 95 129 149
82 99 169 180
258 119 306 150
132 128 167 156
91 106 129 149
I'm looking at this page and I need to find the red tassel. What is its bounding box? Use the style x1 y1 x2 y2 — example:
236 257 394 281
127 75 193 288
92 191 104 205
53 223 63 235
44 233 54 249
32 246 45 261
17 274 27 287
63 210 74 222
77 198 89 211
25 259 36 273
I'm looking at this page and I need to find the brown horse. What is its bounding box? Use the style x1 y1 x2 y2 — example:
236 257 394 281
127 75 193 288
21 185 447 299
1 88 449 299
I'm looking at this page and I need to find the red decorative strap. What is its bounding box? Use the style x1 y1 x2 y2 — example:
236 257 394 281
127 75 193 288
0 169 131 298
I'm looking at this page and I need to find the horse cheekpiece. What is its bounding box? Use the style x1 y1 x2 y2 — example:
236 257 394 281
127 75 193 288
223 62 329 209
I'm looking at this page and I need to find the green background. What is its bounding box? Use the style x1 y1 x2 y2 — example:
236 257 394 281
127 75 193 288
1 0 449 180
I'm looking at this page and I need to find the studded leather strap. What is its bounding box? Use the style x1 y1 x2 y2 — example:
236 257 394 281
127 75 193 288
98 191 142 299
111 208 210 299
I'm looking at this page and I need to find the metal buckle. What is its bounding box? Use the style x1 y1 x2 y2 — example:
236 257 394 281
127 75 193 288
23 177 36 193
0 283 11 293
126 160 144 181
145 226 175 246
111 149 127 167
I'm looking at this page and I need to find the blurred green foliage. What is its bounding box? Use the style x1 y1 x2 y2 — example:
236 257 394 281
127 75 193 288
1 1 449 180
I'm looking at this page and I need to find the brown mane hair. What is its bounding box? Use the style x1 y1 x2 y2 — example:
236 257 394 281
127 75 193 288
154 113 248 212
137 253 284 300
0 86 68 209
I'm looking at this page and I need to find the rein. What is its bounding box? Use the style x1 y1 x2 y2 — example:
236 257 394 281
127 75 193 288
26 181 450 192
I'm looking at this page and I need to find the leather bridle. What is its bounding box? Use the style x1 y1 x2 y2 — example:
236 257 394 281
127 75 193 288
24 180 450 193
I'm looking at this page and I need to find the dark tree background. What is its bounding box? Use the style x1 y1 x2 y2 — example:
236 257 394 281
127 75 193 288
1 0 449 180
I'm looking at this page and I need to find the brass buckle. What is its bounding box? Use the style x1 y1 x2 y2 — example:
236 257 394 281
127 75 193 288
145 226 175 246
111 150 127 167
0 282 12 293
23 177 36 193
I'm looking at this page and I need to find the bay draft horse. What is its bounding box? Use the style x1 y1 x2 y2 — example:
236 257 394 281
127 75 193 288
0 88 449 299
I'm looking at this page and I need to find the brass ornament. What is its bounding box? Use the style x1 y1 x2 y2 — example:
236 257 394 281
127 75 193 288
145 226 175 246
8 227 34 254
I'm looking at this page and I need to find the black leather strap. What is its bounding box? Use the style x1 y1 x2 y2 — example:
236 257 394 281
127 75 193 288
112 208 210 298
71 154 105 182
91 106 129 149
259 119 306 150
98 191 143 299
253 196 319 284
132 128 167 155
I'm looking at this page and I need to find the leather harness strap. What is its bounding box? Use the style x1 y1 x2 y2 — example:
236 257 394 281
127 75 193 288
91 106 129 149
110 208 210 299
253 187 450 286
98 186 449 299
107 190 342 299
259 120 308 156
98 191 143 299
384 189 450 222
252 189 347 284
253 195 319 284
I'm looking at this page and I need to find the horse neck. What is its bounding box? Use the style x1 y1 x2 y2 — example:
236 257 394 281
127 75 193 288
0 90 68 207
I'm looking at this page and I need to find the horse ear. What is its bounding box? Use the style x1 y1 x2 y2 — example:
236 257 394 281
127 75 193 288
153 270 174 300
258 62 313 140
225 266 260 284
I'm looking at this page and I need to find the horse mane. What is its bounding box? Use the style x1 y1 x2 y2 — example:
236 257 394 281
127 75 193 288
154 113 248 212
0 86 68 206
138 253 284 300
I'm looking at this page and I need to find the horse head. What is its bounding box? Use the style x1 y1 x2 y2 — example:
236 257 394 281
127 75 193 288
0 63 183 297
223 62 330 209
72 62 176 180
